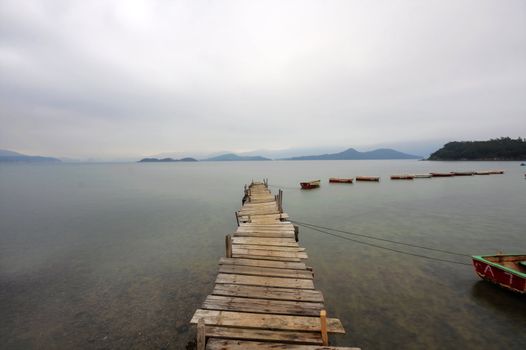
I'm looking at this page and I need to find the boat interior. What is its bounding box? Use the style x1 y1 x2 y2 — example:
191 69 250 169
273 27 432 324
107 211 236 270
484 255 526 273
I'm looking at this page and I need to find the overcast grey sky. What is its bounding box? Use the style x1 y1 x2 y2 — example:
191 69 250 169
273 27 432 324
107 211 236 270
1 0 525 159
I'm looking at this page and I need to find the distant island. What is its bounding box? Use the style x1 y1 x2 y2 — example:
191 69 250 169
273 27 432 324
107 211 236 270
138 157 198 162
0 149 61 163
203 153 270 161
284 148 420 160
428 137 526 161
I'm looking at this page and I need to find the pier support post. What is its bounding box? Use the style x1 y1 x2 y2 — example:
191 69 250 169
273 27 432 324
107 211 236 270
320 310 328 346
294 225 299 242
197 318 206 350
225 234 232 258
235 212 240 226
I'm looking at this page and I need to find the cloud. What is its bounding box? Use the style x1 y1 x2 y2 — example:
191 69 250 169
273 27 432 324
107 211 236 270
1 0 525 158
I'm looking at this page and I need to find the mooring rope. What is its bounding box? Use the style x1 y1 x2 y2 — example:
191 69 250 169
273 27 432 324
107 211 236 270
292 220 472 266
291 220 470 257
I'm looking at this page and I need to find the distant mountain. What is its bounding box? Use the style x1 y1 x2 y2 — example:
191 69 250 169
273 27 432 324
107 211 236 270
203 153 270 161
237 146 345 160
285 148 421 160
138 157 198 162
0 149 61 163
428 137 526 161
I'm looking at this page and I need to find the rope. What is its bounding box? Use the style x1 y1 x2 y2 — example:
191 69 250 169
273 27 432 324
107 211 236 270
291 220 470 257
293 222 472 266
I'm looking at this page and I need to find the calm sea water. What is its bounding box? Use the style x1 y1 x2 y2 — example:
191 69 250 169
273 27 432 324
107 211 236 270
1 160 525 349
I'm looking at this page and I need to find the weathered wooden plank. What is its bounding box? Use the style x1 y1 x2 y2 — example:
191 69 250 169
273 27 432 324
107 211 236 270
232 248 308 259
236 227 294 232
202 295 324 316
218 264 313 279
235 230 295 235
212 284 324 302
232 237 299 247
216 273 314 289
235 230 294 234
207 339 361 350
249 220 289 225
247 199 276 204
241 221 292 226
242 203 278 208
243 213 288 218
219 257 307 270
232 254 302 262
239 207 280 212
234 232 296 239
244 216 290 222
190 310 345 333
233 244 305 252
239 223 294 228
239 213 281 217
204 326 324 345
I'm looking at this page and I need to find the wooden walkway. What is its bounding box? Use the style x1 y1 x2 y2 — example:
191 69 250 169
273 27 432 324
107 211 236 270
190 181 360 349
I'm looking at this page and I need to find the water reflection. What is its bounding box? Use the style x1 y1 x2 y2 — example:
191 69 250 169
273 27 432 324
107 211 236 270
470 281 526 319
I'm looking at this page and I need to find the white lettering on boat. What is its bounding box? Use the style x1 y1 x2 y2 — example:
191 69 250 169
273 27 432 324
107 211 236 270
484 264 494 278
504 272 513 285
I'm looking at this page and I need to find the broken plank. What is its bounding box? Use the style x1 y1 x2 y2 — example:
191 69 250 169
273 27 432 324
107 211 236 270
190 309 345 333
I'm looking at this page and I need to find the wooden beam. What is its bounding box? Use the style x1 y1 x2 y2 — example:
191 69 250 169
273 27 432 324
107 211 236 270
197 318 206 350
320 310 328 346
225 234 232 258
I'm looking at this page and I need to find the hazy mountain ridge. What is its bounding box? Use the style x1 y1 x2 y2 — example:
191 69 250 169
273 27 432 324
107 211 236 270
285 148 421 160
203 153 270 161
0 149 61 163
138 157 198 162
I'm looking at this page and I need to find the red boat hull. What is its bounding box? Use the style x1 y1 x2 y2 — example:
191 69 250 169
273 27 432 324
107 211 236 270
300 180 320 189
472 256 526 294
390 175 414 180
431 173 454 177
329 178 353 183
355 176 380 182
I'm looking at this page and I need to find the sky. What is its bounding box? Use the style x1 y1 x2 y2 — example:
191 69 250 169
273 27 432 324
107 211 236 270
1 0 525 160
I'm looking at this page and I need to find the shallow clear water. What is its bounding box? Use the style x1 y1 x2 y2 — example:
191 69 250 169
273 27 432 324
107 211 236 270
0 160 525 349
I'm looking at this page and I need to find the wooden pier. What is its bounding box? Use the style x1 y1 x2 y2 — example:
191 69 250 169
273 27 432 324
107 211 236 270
190 181 360 349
